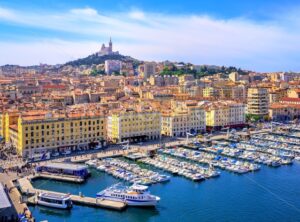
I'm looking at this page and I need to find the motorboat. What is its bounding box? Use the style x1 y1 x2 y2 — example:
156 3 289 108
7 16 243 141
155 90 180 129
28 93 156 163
37 192 72 209
96 183 160 207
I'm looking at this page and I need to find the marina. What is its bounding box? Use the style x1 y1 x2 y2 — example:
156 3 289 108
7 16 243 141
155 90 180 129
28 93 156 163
28 162 300 222
250 134 300 154
86 158 170 185
159 147 260 173
139 155 220 181
198 142 292 166
3 130 300 221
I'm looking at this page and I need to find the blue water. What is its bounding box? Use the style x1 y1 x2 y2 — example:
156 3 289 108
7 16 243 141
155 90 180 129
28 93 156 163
30 162 300 222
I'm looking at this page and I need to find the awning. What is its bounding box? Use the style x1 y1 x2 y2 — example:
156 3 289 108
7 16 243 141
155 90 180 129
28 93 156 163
0 183 11 209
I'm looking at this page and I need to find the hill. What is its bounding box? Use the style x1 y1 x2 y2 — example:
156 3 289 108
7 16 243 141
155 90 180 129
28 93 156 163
65 53 140 67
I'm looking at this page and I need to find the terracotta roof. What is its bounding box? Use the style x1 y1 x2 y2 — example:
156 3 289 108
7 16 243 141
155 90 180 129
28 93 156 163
280 97 300 102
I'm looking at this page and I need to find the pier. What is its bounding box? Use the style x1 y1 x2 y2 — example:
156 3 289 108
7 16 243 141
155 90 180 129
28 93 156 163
33 172 85 183
18 177 127 211
0 171 34 221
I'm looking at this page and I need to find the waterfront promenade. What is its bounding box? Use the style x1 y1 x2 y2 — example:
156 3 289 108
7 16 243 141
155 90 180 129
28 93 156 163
0 171 33 221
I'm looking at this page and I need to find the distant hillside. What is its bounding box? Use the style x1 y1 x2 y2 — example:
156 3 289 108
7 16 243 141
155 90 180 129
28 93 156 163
65 53 141 67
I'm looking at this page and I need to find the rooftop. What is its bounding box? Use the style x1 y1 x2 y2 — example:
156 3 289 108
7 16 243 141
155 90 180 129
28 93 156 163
0 183 11 209
41 162 87 171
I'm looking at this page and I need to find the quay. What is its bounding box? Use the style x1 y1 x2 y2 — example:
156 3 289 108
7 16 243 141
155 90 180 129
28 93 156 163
33 172 85 183
0 173 34 222
70 146 159 163
17 177 127 211
70 149 135 163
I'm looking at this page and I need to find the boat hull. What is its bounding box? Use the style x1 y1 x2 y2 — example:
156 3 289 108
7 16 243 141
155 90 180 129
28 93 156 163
37 200 72 209
96 196 159 207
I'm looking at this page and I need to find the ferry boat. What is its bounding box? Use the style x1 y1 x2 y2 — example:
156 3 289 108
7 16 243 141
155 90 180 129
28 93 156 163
37 192 73 209
35 162 90 179
96 183 160 207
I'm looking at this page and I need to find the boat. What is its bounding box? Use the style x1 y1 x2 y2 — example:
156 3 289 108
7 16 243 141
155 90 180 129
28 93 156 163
37 192 72 209
30 152 50 162
94 145 102 150
96 183 160 207
61 149 72 155
51 152 60 157
85 159 98 168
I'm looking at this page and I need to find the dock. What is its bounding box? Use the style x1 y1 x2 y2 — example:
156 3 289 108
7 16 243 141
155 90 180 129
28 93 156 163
18 177 126 211
6 180 33 221
70 149 136 163
33 172 85 183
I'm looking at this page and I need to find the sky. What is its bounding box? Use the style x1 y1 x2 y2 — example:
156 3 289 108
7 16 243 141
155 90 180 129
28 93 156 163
0 0 300 72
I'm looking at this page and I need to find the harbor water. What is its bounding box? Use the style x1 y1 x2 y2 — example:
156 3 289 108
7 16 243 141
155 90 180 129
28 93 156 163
29 162 300 222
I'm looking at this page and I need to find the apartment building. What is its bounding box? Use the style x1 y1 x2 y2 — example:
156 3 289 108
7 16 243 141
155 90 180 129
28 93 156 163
107 107 161 143
201 101 246 131
247 88 269 116
269 103 300 121
6 110 106 157
161 101 206 137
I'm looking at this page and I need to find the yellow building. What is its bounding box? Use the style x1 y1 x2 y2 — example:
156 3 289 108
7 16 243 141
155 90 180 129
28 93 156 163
11 110 106 157
201 101 246 131
107 107 161 143
287 89 300 98
178 74 194 85
203 87 219 98
161 101 206 137
0 112 5 139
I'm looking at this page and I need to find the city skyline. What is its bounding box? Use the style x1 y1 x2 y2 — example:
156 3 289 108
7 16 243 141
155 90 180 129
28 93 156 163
0 0 300 71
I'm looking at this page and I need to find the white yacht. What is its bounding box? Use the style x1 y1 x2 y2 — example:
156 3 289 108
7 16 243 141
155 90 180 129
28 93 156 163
96 183 160 207
37 192 73 209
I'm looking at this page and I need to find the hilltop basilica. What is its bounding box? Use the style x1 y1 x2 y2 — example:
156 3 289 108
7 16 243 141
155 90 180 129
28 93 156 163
98 38 119 56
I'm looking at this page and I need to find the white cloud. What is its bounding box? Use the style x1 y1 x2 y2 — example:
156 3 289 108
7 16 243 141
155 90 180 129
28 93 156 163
0 6 299 71
0 7 17 21
128 10 145 20
70 7 98 16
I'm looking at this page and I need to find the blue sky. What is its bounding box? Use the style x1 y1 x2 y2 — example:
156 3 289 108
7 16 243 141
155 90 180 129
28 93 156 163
0 0 300 71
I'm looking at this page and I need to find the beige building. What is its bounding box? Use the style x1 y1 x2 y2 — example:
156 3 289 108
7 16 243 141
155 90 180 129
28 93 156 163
203 87 219 98
201 101 246 130
229 72 239 82
161 101 206 137
287 89 300 98
247 88 269 116
269 103 300 121
107 106 161 143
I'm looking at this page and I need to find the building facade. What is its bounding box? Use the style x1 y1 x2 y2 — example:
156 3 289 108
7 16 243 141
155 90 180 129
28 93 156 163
247 88 269 116
105 60 121 75
107 108 161 143
201 101 246 131
13 112 106 157
161 101 206 137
